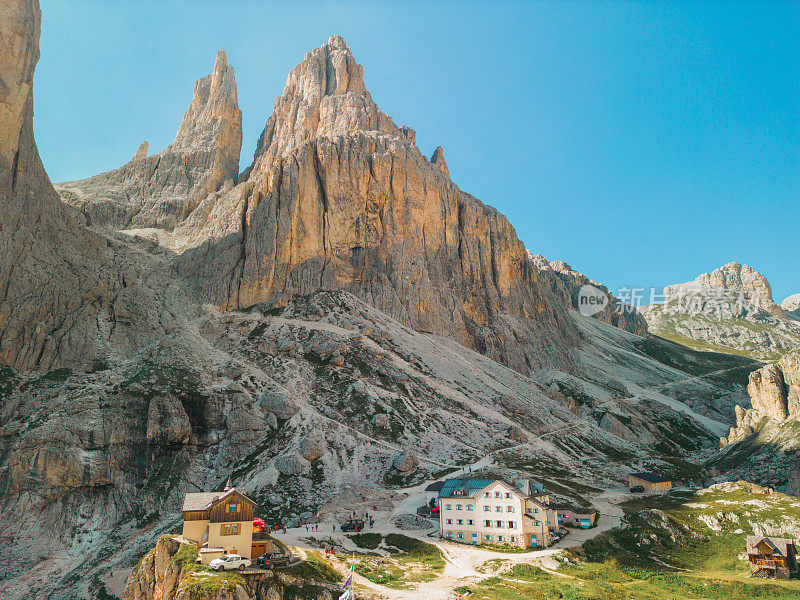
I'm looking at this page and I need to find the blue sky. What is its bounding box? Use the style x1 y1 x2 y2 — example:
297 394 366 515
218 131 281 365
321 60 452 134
35 1 799 302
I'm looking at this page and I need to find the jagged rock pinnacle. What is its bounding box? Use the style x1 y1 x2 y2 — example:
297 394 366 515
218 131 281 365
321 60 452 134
133 140 148 159
430 145 450 177
56 49 242 230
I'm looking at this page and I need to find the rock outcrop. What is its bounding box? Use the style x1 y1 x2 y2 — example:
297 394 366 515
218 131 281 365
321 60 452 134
782 293 800 316
124 536 337 600
641 262 800 360
0 0 113 371
529 254 648 335
721 350 800 445
57 50 242 230
172 35 577 373
430 145 450 177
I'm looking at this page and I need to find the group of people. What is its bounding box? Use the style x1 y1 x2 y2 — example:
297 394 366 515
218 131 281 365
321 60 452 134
304 523 320 532
348 511 375 527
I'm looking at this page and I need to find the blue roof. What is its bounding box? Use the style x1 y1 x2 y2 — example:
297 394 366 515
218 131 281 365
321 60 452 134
439 478 497 499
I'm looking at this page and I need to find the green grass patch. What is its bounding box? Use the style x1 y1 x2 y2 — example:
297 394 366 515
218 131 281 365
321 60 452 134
277 550 340 583
348 532 382 550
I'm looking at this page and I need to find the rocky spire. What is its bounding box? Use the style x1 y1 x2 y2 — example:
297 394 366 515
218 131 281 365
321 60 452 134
133 140 148 160
430 145 450 177
56 49 242 230
173 49 240 157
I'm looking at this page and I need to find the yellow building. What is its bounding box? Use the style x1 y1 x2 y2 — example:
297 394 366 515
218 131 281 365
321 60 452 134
181 482 258 565
628 472 672 492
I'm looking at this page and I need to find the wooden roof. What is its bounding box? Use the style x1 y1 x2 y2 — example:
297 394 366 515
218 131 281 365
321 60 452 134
747 535 795 557
182 488 257 512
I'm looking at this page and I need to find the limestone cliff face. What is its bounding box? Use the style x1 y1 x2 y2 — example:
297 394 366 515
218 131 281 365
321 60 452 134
56 50 242 230
173 35 577 372
0 0 110 370
529 254 648 336
721 350 800 445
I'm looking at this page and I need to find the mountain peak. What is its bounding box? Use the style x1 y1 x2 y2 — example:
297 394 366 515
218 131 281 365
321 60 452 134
56 50 242 230
665 261 775 305
173 49 240 153
249 34 404 165
327 33 349 50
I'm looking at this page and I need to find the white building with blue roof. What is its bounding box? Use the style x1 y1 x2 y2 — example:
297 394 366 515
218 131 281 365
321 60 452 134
437 477 561 549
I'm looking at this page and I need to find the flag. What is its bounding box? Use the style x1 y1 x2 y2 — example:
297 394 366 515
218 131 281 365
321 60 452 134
338 588 352 600
340 571 353 590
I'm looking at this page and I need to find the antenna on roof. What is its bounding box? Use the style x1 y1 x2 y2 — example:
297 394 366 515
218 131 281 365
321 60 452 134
224 476 233 491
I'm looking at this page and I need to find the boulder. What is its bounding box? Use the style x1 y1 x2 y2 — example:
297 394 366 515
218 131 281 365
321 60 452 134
146 396 191 445
274 453 310 475
392 451 419 474
259 386 300 420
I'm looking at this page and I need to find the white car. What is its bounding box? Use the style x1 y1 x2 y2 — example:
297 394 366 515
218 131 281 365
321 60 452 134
209 554 252 571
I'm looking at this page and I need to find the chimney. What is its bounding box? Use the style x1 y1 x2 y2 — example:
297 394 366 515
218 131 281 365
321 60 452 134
224 476 233 491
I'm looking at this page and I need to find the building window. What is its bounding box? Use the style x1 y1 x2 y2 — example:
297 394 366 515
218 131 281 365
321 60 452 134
457 519 463 525
446 518 452 525
485 535 492 542
505 492 511 499
495 506 502 513
484 520 492 527
445 504 452 510
468 519 474 525
507 506 514 513
467 505 473 511
495 492 501 498
533 508 539 513
496 520 503 528
508 521 516 529
484 492 491 498
483 506 490 512
457 533 463 539
456 504 462 510
228 503 238 513
510 536 516 543
498 535 504 542
221 523 240 536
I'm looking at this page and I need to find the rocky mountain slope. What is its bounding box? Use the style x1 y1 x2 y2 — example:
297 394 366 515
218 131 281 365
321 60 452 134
0 288 758 599
56 50 242 230
641 262 800 361
0 3 771 599
530 254 648 336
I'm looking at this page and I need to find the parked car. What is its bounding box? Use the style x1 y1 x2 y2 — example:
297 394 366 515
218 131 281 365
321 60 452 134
256 552 292 568
340 518 365 532
209 554 252 571
629 485 645 493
